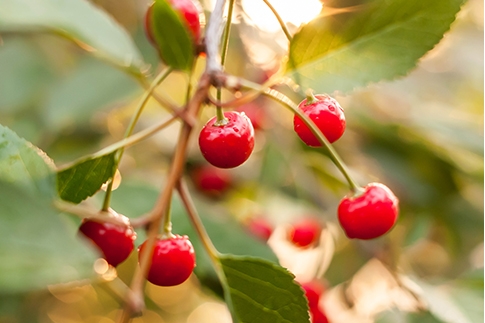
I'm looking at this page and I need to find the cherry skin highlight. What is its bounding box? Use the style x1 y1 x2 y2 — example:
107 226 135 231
338 183 399 240
78 216 136 267
199 111 255 169
293 95 346 146
138 235 196 287
288 218 322 248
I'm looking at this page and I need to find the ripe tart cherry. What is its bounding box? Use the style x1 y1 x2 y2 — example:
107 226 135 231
78 214 136 267
191 164 232 197
338 183 399 240
293 93 345 146
138 235 196 286
288 218 322 248
198 111 255 169
145 0 201 44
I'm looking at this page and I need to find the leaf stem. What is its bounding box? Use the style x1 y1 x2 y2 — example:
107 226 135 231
262 0 293 42
102 67 174 211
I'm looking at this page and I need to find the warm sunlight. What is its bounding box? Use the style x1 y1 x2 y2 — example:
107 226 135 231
241 0 322 32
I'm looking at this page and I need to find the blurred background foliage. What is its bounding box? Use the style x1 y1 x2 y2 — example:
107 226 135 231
0 0 483 322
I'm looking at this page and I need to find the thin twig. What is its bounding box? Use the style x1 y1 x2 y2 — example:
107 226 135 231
117 75 211 321
262 0 293 41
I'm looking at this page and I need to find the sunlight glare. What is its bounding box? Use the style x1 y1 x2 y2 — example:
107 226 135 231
241 0 322 33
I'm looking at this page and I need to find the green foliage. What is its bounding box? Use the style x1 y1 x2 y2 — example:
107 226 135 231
0 0 482 321
42 57 140 130
287 0 465 93
0 124 54 195
57 152 116 203
0 181 96 293
0 39 55 114
0 125 96 293
219 255 310 323
149 0 195 70
0 0 146 74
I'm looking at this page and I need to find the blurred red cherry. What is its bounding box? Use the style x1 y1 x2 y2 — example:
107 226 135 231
288 218 322 248
191 164 232 197
246 217 274 242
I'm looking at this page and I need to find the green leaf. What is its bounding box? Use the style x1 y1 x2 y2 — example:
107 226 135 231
57 152 116 203
286 0 465 93
0 0 146 74
0 39 55 113
42 57 139 129
220 255 310 323
149 0 195 70
0 180 96 293
0 124 55 195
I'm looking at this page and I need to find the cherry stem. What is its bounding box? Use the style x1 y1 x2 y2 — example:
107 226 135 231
263 88 361 193
161 197 173 237
102 67 173 212
58 116 178 168
215 106 228 125
176 180 220 262
305 89 319 105
214 0 235 126
176 179 238 323
262 0 293 41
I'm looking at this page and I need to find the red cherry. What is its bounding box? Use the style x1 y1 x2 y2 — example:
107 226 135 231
338 183 399 240
288 218 322 248
198 111 255 169
246 217 274 242
310 307 329 323
293 94 345 146
145 0 201 44
78 216 136 267
138 235 196 286
302 280 326 309
191 164 232 197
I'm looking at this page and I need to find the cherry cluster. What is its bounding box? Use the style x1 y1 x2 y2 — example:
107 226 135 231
77 0 399 291
79 213 195 286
